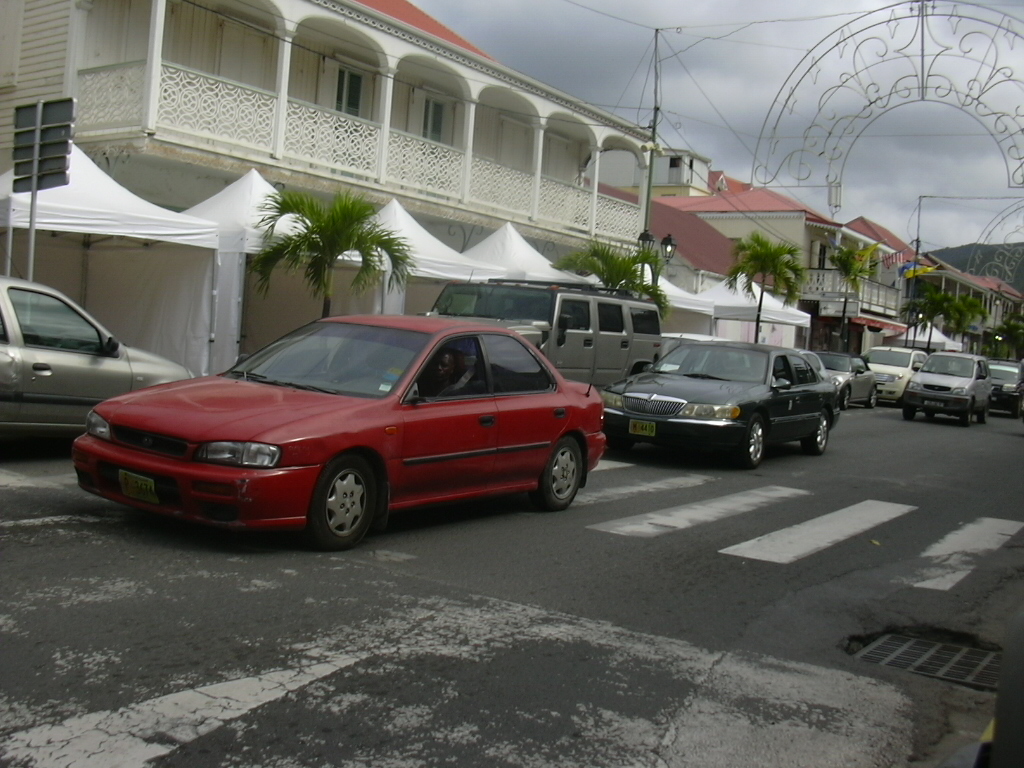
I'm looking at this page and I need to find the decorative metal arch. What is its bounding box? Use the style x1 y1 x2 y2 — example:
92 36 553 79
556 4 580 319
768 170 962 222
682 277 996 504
753 1 1024 201
964 202 1024 283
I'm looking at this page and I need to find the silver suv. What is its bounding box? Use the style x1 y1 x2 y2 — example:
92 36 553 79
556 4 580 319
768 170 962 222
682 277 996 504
429 280 662 385
901 351 993 426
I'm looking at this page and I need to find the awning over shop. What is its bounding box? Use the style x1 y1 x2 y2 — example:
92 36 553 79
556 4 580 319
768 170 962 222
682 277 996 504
851 315 906 333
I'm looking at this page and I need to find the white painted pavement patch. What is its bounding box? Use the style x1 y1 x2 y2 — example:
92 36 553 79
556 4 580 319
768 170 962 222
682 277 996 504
587 485 809 536
908 517 1024 590
0 596 913 768
719 500 917 564
590 458 634 472
0 469 77 490
574 472 715 507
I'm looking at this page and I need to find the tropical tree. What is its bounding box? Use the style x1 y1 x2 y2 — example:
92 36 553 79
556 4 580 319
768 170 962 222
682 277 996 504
987 315 1024 358
252 190 412 318
900 282 954 351
944 294 989 352
829 243 879 351
556 241 669 316
724 232 805 341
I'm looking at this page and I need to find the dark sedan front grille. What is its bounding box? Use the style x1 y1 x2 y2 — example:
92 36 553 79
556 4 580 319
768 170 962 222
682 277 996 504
922 384 952 393
623 394 686 417
113 425 189 457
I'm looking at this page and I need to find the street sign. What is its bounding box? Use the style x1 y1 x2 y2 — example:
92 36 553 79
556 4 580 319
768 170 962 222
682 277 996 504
12 98 75 194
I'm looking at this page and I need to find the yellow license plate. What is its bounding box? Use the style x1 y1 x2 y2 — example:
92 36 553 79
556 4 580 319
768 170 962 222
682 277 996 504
118 469 159 504
628 419 656 437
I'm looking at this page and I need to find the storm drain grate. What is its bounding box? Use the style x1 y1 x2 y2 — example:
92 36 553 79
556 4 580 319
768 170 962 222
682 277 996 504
855 634 1001 690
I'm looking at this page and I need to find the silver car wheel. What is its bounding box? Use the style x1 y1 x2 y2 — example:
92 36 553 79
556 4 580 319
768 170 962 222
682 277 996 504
748 419 764 464
815 413 828 449
550 443 580 501
325 470 368 535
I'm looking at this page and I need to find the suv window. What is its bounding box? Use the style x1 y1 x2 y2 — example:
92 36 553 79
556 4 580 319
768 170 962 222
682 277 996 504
482 334 554 394
630 306 660 335
559 299 591 331
597 302 625 333
10 288 103 354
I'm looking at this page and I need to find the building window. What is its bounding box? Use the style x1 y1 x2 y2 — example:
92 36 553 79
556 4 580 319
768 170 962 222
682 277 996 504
423 98 446 143
335 69 364 117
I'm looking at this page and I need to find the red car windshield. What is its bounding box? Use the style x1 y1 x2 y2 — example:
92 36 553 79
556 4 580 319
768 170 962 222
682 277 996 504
228 322 429 398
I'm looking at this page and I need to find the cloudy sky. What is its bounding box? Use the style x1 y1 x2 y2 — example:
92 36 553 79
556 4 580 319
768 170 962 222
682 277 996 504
413 0 1024 254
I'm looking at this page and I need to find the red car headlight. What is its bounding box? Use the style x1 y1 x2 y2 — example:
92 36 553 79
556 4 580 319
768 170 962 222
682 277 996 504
197 441 282 468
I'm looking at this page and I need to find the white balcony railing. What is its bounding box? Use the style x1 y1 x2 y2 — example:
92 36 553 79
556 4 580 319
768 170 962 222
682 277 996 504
75 63 641 242
804 269 902 316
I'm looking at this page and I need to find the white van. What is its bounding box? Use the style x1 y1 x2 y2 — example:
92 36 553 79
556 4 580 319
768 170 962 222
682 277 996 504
864 345 928 403
429 280 663 386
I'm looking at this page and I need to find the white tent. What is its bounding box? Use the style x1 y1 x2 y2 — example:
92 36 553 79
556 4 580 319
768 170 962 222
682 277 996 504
658 276 716 335
1 145 219 375
697 280 811 327
884 322 962 351
462 222 583 282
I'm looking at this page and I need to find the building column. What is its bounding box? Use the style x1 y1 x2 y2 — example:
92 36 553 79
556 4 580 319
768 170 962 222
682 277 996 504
271 21 296 159
530 121 544 221
460 99 477 203
142 0 168 132
376 64 396 184
588 142 601 237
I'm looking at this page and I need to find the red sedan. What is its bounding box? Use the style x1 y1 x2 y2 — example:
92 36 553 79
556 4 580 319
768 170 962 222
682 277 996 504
72 315 605 550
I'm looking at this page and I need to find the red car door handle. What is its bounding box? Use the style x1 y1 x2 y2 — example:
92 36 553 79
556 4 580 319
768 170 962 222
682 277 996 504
479 415 496 427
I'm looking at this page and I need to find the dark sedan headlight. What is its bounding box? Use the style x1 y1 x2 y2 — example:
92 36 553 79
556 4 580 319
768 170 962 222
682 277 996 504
601 390 623 410
680 403 742 420
86 410 112 440
197 441 282 468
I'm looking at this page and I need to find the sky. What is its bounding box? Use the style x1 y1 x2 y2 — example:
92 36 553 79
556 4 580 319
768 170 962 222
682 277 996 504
412 0 1024 255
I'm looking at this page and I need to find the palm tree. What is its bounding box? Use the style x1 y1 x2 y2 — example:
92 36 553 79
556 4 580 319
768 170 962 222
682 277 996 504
944 294 989 353
829 243 879 351
725 232 805 341
901 283 954 351
988 316 1024 358
252 190 412 318
556 241 669 316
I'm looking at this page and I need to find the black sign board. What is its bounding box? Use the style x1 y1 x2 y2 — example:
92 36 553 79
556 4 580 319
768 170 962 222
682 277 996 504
12 98 76 193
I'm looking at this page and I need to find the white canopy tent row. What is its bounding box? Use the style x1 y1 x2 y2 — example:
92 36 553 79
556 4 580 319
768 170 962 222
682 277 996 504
0 145 220 376
696 279 811 347
883 322 962 351
658 276 716 335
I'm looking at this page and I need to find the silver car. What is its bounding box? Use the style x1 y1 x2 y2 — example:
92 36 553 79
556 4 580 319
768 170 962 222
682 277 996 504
902 352 993 426
815 351 878 410
0 276 192 438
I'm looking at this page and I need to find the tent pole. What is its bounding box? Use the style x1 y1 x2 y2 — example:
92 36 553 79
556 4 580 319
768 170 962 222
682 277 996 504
4 199 12 275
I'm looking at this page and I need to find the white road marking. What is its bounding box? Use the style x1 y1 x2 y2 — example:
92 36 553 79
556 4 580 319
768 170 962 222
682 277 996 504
0 516 91 529
0 651 366 768
587 485 809 536
574 473 715 507
0 597 912 768
591 458 634 472
719 500 917 564
0 469 77 490
909 517 1024 590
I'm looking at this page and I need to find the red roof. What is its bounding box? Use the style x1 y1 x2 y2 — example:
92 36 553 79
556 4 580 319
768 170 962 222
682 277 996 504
352 0 492 59
845 216 912 254
598 184 736 275
656 186 839 229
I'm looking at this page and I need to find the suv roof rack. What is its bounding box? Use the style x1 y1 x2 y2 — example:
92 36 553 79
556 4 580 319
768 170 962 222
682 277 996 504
478 278 650 301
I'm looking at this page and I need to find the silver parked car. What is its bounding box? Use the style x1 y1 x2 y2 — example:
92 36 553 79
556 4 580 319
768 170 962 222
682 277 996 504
815 351 878 410
0 276 192 438
902 351 993 426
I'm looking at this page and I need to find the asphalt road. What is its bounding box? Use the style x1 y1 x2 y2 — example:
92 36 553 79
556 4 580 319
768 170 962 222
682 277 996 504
1 403 1022 768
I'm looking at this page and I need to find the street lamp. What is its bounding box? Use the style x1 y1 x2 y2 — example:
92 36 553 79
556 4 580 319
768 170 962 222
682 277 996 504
660 233 677 264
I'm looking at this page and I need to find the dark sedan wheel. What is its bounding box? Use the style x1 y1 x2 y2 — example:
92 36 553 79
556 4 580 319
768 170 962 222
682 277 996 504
530 436 582 511
865 387 878 409
800 410 830 455
838 387 850 410
305 454 376 551
902 406 916 421
734 414 765 469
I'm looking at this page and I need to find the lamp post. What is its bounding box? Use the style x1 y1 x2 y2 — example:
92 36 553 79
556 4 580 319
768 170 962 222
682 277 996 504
638 229 656 285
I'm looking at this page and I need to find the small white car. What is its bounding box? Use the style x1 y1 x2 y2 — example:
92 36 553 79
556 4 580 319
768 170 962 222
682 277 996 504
864 345 928 404
902 352 993 426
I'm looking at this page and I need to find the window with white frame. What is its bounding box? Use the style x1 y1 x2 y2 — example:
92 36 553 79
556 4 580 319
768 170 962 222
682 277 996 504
335 68 364 117
423 97 447 143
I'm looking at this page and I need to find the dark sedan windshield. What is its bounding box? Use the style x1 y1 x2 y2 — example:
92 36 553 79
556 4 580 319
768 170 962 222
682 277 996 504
816 352 852 372
228 322 429 398
990 363 1020 382
653 345 768 383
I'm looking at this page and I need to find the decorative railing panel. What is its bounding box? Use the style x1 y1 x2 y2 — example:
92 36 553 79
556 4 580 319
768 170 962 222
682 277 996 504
595 194 641 240
158 65 275 149
804 269 900 315
78 62 146 131
386 131 464 198
284 101 380 177
470 157 533 215
538 177 590 231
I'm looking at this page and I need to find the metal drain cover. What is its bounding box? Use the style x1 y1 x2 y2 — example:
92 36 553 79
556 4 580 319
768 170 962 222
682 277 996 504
855 633 1000 690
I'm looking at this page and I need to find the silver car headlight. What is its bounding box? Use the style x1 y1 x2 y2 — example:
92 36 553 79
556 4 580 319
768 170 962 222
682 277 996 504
601 390 623 410
197 441 282 468
680 403 741 420
951 387 967 395
906 381 922 392
831 375 843 387
86 410 111 440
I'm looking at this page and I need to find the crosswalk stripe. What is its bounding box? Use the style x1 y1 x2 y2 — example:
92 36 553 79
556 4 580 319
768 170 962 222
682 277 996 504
591 459 634 472
910 517 1024 591
587 485 809 537
574 474 714 507
719 500 917 564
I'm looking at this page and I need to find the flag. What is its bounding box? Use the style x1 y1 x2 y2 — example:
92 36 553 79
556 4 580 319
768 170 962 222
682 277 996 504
882 248 912 268
900 263 937 279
